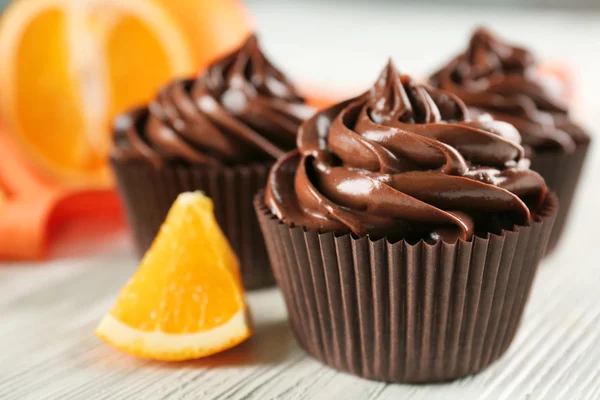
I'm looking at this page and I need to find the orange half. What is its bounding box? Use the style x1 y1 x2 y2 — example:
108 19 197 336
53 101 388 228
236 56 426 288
0 0 194 187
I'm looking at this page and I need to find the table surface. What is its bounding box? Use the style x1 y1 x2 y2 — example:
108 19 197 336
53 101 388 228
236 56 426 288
2 3 600 400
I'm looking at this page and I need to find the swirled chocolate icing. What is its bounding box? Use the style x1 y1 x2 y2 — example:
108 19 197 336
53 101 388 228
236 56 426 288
430 27 588 154
112 34 314 167
265 61 548 242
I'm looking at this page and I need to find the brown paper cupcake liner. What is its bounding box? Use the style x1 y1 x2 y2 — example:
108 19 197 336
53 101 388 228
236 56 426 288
255 193 557 383
112 158 274 290
530 139 590 255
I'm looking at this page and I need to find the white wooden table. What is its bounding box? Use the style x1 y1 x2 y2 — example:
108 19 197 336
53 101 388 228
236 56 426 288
2 3 600 399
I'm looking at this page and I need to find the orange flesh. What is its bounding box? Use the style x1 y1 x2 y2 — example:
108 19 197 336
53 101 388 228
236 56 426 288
104 15 173 121
15 8 100 172
2 0 252 186
2 0 201 186
153 0 253 68
110 196 243 334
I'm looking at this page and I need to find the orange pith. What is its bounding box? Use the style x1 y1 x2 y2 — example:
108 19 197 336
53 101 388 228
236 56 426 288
95 191 251 361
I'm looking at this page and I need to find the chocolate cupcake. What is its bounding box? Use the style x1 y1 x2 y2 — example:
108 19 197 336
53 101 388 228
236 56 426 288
111 34 313 289
255 61 557 382
430 27 590 254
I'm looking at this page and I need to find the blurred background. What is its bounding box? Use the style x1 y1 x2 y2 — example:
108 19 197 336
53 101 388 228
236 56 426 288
247 0 600 8
5 0 600 10
0 0 598 260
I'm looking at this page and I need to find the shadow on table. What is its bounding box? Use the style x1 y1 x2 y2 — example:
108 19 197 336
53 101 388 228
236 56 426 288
168 318 299 368
92 318 300 370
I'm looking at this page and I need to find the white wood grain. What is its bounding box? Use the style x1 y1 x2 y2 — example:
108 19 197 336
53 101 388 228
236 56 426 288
2 198 599 400
2 2 600 399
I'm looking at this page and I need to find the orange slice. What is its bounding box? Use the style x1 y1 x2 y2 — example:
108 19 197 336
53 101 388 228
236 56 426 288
0 0 195 187
95 191 251 361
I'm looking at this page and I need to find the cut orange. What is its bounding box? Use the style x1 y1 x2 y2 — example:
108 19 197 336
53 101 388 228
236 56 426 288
0 0 195 187
153 0 253 70
95 191 251 361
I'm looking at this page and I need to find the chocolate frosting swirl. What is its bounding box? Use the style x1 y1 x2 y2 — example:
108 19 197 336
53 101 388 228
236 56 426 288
430 27 588 153
266 61 548 242
112 34 314 167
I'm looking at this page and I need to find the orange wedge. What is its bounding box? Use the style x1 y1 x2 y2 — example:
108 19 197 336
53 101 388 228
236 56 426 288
0 0 195 187
95 191 251 361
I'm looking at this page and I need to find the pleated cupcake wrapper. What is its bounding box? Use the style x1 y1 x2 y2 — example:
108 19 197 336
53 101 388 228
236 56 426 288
530 140 590 255
255 193 557 383
112 159 274 290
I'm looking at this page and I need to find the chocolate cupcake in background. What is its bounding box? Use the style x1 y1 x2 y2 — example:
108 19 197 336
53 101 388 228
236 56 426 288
429 27 590 254
256 61 557 383
111 34 314 290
